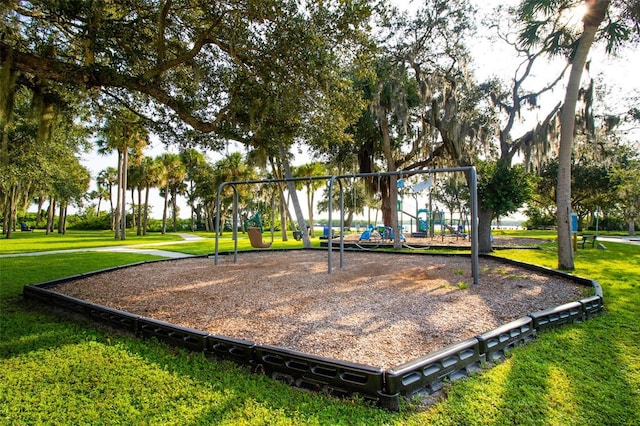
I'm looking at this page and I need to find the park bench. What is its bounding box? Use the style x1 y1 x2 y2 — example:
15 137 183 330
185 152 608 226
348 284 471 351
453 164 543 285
580 234 597 249
20 223 33 232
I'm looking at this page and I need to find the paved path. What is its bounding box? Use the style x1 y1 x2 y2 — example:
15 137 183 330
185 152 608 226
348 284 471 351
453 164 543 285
0 233 211 259
594 236 640 246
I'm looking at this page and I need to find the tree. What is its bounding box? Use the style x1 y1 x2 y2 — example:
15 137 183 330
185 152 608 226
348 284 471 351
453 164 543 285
97 167 118 230
157 153 185 234
334 0 481 249
3 1 371 134
517 0 640 269
0 74 90 238
476 160 533 242
532 156 620 229
2 1 373 247
180 148 207 232
317 178 368 229
51 158 91 234
432 175 469 228
141 157 162 235
96 109 149 239
293 162 328 237
211 152 258 235
127 157 149 236
613 158 640 235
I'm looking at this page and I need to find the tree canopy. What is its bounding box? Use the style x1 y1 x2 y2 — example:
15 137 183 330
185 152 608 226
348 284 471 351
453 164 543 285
1 1 372 143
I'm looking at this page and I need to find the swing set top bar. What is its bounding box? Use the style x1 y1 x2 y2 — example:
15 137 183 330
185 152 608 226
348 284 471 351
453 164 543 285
213 167 479 285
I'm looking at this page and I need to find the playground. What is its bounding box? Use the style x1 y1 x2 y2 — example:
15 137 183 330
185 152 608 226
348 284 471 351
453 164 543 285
49 250 586 370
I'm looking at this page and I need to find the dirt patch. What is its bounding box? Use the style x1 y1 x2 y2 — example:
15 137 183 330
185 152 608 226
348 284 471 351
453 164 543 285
52 250 584 369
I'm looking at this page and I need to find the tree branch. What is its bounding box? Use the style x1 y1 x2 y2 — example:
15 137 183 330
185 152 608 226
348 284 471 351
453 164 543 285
1 42 225 133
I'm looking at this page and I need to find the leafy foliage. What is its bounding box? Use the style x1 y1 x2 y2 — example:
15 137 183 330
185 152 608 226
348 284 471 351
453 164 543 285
477 160 533 219
2 1 372 143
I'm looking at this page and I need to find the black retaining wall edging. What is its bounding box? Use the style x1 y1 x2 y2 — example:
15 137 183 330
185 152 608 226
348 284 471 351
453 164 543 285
384 337 483 405
22 253 604 411
477 316 537 362
254 344 386 401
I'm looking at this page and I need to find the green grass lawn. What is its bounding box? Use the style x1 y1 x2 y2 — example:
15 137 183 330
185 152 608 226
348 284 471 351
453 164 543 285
1 231 638 425
0 230 184 255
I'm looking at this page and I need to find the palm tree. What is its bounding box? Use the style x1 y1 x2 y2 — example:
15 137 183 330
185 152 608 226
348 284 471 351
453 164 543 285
97 167 117 229
97 109 149 239
140 156 160 235
293 162 327 237
157 153 185 234
517 0 631 269
180 148 207 231
127 158 146 235
212 152 258 235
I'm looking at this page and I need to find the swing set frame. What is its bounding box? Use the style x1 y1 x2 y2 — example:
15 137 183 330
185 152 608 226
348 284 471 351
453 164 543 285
214 166 480 284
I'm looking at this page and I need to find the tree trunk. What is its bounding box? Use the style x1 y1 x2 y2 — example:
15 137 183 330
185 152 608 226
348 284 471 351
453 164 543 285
120 149 128 240
172 191 178 232
269 156 290 241
114 152 122 239
279 143 310 248
557 8 604 270
278 188 288 240
130 187 136 229
109 184 115 231
2 205 8 236
35 195 45 227
136 187 142 235
378 112 402 250
345 210 354 229
478 207 494 253
307 189 315 237
205 207 213 232
46 197 55 234
57 203 66 234
190 181 196 231
143 185 150 235
161 183 169 234
5 184 17 239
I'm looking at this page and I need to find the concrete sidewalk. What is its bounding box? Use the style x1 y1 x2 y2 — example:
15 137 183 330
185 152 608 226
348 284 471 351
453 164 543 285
596 236 640 246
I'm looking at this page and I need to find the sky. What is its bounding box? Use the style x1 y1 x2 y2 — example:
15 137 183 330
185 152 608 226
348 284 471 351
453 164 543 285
74 0 639 223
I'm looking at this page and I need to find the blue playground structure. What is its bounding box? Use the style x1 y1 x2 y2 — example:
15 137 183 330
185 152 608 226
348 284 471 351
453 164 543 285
358 224 405 243
417 209 429 233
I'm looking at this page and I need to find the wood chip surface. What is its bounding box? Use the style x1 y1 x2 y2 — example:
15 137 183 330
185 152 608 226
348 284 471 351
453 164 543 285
52 250 586 369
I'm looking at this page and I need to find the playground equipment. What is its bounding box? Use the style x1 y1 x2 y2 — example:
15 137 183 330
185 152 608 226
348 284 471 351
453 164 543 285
244 210 273 248
358 225 382 244
247 227 272 248
214 167 480 284
244 210 264 232
398 178 434 237
444 224 467 239
417 209 429 234
358 224 406 246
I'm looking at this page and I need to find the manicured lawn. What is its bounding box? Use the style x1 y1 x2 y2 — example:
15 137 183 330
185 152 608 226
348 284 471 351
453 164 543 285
0 230 184 255
1 232 638 425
